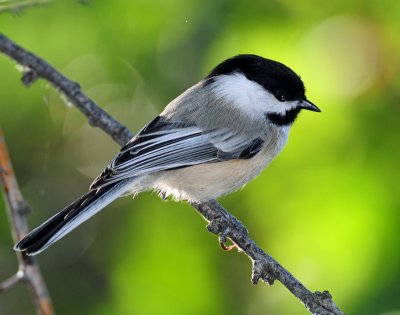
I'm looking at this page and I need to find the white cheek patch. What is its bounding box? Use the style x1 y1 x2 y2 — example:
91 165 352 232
280 100 299 113
210 72 299 116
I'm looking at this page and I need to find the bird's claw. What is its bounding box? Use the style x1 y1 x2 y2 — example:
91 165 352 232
219 231 237 251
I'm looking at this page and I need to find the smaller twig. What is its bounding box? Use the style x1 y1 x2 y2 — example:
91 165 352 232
0 272 23 293
0 128 54 315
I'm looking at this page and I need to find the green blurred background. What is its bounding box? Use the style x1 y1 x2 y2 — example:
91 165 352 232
0 1 399 314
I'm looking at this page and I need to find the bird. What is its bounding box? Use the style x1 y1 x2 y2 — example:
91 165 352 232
14 54 320 255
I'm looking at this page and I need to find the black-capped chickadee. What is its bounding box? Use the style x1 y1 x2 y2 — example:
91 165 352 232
15 54 320 255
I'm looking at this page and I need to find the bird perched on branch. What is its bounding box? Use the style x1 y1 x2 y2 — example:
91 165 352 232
15 54 320 255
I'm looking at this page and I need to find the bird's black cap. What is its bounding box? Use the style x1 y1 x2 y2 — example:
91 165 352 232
206 54 306 103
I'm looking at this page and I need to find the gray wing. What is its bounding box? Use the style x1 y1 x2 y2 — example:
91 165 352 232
90 116 264 190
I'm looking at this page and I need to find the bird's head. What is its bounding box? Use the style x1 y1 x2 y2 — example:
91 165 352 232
206 54 320 126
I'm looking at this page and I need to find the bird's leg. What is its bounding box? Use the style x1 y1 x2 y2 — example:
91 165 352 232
191 199 248 251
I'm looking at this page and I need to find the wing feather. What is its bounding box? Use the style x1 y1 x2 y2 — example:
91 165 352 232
90 116 263 190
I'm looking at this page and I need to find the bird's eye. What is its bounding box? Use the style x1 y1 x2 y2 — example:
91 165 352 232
277 93 286 102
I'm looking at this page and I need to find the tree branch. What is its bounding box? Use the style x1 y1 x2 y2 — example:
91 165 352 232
0 272 23 293
0 128 54 315
0 32 345 315
0 33 132 146
0 0 51 14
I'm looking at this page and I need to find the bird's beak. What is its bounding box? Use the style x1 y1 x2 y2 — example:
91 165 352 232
300 99 321 112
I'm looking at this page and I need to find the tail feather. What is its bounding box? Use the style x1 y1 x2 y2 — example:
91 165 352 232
15 179 135 255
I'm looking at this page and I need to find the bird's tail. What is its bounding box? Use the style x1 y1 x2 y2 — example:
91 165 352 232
14 179 136 256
